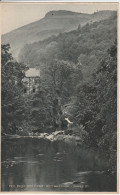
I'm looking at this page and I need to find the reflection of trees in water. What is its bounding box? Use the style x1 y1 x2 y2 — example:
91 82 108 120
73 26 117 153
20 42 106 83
1 137 117 192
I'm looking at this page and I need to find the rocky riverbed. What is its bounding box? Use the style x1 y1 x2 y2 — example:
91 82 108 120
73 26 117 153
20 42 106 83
29 130 83 145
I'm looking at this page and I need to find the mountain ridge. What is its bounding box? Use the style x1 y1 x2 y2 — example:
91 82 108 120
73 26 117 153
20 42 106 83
19 11 117 81
2 10 116 59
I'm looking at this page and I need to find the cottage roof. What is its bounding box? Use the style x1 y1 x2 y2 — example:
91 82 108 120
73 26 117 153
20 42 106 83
25 68 40 78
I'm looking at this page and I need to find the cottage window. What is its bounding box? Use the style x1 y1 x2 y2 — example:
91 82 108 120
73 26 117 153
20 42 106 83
33 88 36 93
35 79 39 84
24 88 27 93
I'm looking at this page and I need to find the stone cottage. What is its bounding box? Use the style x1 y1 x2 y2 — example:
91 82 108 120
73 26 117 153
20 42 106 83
22 68 40 94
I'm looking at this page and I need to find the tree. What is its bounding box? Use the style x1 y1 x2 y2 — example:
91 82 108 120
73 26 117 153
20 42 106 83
72 41 117 169
1 44 27 134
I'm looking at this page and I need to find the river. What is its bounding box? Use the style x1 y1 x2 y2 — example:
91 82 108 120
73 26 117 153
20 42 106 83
1 135 117 192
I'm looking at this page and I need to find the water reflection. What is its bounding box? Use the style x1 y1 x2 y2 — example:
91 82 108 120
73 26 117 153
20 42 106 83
1 136 117 192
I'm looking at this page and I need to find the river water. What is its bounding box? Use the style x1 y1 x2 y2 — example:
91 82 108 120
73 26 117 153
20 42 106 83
1 136 117 192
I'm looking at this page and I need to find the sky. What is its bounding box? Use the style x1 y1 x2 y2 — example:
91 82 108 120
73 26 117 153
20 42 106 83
1 2 118 34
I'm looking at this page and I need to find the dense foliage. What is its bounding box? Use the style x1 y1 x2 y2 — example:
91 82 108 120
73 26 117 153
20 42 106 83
72 41 117 169
1 44 28 134
1 12 117 170
19 12 117 81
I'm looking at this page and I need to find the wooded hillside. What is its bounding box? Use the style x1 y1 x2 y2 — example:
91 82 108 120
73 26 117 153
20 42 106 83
1 11 117 170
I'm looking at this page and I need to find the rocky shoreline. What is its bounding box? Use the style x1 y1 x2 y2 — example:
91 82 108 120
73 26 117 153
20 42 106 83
2 130 83 146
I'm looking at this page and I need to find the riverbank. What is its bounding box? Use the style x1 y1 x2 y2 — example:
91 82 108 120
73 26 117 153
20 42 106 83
2 130 109 171
2 129 85 146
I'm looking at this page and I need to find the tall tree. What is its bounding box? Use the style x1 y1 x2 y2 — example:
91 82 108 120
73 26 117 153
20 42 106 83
1 44 27 134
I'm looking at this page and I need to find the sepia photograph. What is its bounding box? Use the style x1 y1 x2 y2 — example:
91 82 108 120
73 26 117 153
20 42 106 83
0 2 119 192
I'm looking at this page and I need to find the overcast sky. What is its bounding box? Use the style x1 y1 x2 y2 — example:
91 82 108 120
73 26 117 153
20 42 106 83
1 2 118 34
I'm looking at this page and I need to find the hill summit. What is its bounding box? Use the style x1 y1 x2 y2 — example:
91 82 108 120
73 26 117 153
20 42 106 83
2 10 115 59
